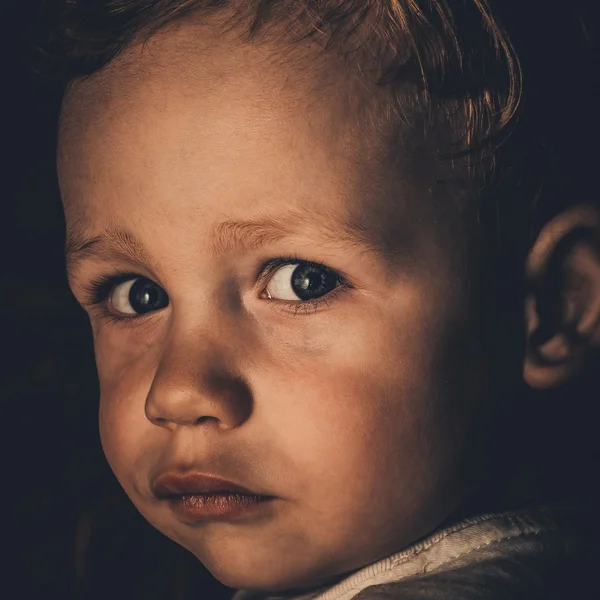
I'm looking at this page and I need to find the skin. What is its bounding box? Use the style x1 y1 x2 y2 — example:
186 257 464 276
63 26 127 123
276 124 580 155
58 21 493 594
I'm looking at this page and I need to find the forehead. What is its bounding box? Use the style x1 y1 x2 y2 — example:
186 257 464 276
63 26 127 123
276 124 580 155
57 20 459 275
60 24 386 209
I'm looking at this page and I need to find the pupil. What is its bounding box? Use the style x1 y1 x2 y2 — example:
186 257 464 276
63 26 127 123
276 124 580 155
291 265 336 301
130 279 167 313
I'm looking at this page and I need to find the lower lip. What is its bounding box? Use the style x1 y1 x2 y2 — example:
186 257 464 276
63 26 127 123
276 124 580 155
168 493 274 522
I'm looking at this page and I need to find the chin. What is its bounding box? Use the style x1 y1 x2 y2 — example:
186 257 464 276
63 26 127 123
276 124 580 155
205 562 299 593
195 548 336 594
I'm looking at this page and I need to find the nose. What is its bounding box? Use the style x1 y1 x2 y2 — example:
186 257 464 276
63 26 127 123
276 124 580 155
144 333 252 431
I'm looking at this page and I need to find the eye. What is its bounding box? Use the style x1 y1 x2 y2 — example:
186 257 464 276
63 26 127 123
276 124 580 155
263 262 340 302
107 276 169 316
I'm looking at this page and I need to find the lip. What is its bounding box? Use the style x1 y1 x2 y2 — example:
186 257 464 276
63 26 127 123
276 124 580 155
152 471 276 523
152 471 264 498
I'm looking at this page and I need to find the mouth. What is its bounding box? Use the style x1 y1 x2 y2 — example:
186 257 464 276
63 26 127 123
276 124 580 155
153 471 264 497
152 471 276 522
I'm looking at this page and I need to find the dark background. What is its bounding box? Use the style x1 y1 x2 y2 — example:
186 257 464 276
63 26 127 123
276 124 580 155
4 2 599 599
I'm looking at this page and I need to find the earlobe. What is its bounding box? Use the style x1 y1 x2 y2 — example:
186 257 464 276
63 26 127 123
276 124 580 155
523 205 600 390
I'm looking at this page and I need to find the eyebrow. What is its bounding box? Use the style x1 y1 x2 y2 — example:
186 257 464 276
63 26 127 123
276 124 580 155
65 209 386 281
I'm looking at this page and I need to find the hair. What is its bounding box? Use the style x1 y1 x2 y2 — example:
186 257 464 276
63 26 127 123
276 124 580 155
36 0 596 255
41 0 520 153
36 1 598 508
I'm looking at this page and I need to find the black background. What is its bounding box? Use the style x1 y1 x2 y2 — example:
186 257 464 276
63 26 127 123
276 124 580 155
4 2 599 599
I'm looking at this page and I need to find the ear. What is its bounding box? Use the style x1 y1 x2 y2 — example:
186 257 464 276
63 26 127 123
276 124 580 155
523 205 600 389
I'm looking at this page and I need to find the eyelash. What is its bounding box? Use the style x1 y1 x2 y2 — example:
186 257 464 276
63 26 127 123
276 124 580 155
79 253 351 325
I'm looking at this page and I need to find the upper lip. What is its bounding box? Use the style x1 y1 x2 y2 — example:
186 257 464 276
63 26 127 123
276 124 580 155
152 471 264 498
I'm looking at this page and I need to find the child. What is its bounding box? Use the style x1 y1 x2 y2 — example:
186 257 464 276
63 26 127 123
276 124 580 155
44 1 598 598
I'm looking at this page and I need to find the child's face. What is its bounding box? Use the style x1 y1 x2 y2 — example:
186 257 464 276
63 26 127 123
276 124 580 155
58 25 488 592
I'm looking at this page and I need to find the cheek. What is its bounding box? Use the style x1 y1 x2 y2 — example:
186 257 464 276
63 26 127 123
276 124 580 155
94 328 159 488
256 294 465 502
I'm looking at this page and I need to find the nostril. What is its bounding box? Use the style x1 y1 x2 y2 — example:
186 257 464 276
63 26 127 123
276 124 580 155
194 415 220 426
147 414 172 429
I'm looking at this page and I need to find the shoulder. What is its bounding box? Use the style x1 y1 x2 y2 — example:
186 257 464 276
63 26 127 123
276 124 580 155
353 554 592 599
352 505 594 600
